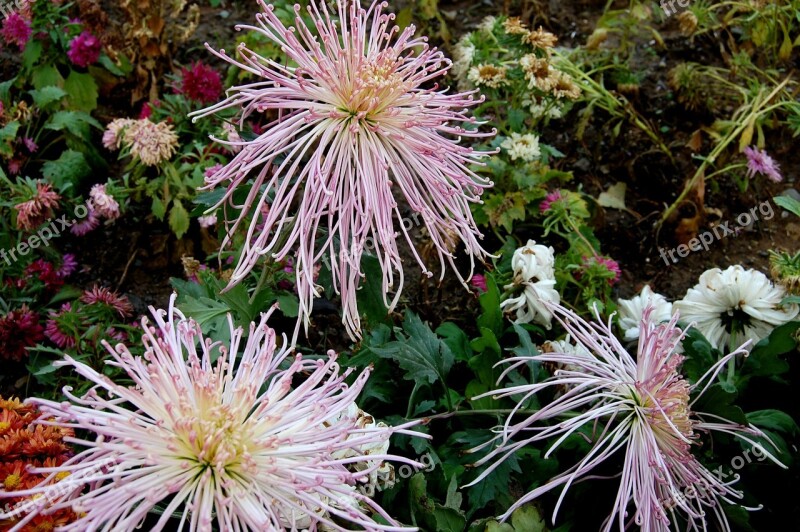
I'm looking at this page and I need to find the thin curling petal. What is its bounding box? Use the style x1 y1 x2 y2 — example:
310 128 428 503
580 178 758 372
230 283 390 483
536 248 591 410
189 0 495 339
0 294 425 531
468 300 785 531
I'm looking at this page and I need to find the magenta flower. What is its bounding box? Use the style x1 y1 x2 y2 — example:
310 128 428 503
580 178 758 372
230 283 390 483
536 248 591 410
0 295 423 531
88 183 120 220
470 274 488 292
23 137 37 153
189 0 494 338
582 255 621 286
44 303 77 349
744 146 782 183
0 306 44 362
58 254 78 278
176 62 223 104
70 210 100 236
67 31 101 68
80 285 134 318
539 189 564 213
1 13 31 50
468 301 784 530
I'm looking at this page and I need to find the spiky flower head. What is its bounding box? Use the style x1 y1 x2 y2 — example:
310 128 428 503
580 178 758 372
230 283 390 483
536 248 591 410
13 182 61 231
744 146 782 183
469 300 784 530
177 62 224 104
103 118 178 166
189 0 494 339
0 295 423 531
673 265 798 351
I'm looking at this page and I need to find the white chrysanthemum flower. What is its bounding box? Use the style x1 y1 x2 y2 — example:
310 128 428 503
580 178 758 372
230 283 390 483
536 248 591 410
500 133 541 162
524 99 563 120
450 36 475 83
511 239 555 283
477 16 497 34
467 64 509 88
500 278 560 328
617 285 673 341
674 266 799 351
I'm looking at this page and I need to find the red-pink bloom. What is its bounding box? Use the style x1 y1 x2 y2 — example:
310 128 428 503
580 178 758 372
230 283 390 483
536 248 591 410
470 274 488 292
744 146 782 183
0 306 44 361
66 31 101 68
44 304 77 349
1 13 31 50
189 0 495 339
25 260 64 291
539 189 564 213
469 302 784 530
13 183 61 231
80 286 134 318
177 62 223 104
582 255 621 286
0 295 424 531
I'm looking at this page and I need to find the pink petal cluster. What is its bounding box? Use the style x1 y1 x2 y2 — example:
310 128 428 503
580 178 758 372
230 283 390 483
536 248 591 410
58 254 78 277
0 295 423 531
469 274 488 292
1 13 31 50
80 285 134 318
539 189 564 213
66 31 101 68
14 183 61 231
469 301 784 530
88 184 120 221
583 255 621 286
744 146 782 183
44 303 77 349
69 213 100 236
177 62 224 104
189 0 495 339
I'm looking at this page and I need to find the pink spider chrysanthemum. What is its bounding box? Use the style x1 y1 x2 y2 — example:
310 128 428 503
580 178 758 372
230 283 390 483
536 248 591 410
189 0 495 338
468 301 784 531
0 294 424 532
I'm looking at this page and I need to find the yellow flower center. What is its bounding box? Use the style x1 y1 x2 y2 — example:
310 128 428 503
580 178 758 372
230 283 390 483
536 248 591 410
4 473 21 489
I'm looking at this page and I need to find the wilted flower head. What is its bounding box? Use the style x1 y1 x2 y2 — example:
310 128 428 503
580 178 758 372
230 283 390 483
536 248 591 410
102 118 178 165
67 31 101 68
467 64 509 88
1 13 31 50
674 265 798 351
177 62 223 104
501 239 559 327
617 285 673 341
0 295 423 531
524 26 558 49
0 306 44 362
13 183 61 231
88 184 120 220
469 301 784 530
744 146 782 183
189 0 494 339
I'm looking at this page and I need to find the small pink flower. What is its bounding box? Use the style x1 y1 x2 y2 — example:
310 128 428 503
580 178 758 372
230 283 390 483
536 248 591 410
470 274 488 292
45 303 77 349
539 189 564 213
58 254 78 278
80 286 134 318
176 62 224 104
203 163 223 179
582 255 621 286
89 184 120 220
744 146 782 183
67 31 101 68
198 213 217 228
23 137 38 153
70 210 101 236
1 13 31 50
14 183 61 231
7 159 22 175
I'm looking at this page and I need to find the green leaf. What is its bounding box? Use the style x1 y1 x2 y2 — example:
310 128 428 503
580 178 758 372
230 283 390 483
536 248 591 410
276 293 299 318
177 295 232 351
64 70 99 112
370 311 454 386
169 200 190 239
510 504 548 532
41 150 91 190
21 39 43 71
477 274 503 336
742 321 800 380
773 195 800 218
693 383 747 425
436 322 472 362
32 66 65 90
151 196 166 220
409 474 467 532
356 254 390 326
98 54 125 76
45 111 102 138
746 410 799 436
30 86 68 110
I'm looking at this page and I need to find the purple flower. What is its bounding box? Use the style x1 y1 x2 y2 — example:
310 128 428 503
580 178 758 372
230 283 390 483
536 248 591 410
67 31 101 68
539 189 564 213
744 146 782 183
470 274 488 292
1 13 31 50
469 300 785 529
1 295 425 530
189 0 495 339
23 137 38 153
70 210 100 236
58 254 78 278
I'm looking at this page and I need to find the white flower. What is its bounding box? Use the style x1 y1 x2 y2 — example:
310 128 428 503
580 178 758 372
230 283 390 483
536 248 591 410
88 184 120 221
524 99 563 120
500 278 560 328
467 64 509 88
543 336 592 358
674 266 799 351
451 36 475 83
500 133 541 162
511 239 555 282
477 16 497 34
617 285 673 341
